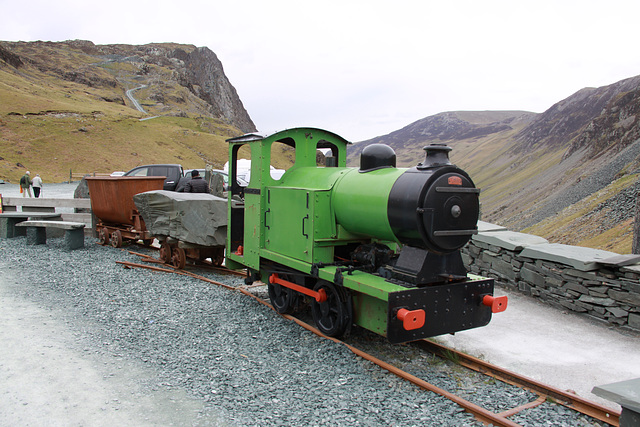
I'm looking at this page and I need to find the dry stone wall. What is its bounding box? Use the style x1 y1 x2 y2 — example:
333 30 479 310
462 222 640 331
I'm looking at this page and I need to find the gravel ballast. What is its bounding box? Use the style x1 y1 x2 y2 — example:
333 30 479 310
0 237 481 426
0 236 608 426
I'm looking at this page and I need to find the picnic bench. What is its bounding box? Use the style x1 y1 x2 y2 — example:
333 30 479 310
0 212 63 238
16 220 86 250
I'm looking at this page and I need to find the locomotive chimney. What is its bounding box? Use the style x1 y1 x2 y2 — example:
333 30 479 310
417 144 452 169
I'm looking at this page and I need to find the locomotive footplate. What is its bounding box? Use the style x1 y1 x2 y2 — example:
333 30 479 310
387 277 496 344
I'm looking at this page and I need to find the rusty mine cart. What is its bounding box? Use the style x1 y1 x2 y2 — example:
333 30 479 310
85 176 165 248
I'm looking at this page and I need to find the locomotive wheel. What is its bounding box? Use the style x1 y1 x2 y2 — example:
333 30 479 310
210 247 225 267
311 281 351 337
110 229 123 248
159 242 172 264
98 228 109 245
267 274 300 314
171 247 186 269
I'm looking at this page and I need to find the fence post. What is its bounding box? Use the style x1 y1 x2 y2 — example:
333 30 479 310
69 169 73 183
634 191 640 254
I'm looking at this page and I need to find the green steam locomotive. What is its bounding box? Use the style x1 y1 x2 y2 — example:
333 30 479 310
225 127 506 344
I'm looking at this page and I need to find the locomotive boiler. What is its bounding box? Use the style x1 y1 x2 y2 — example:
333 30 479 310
225 127 506 344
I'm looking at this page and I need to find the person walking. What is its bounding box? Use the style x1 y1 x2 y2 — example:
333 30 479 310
185 169 209 193
31 174 43 198
19 171 32 198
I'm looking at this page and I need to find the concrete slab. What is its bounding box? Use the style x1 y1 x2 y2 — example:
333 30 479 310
472 229 549 251
438 290 640 411
519 243 619 271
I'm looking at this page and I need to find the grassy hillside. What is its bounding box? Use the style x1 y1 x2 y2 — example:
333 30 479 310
0 41 265 182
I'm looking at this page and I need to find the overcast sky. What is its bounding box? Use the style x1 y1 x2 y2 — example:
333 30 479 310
4 0 640 141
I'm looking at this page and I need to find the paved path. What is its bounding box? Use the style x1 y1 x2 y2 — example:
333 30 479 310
125 84 148 114
0 272 216 426
438 289 640 410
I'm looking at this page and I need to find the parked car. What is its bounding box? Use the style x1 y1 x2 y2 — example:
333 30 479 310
123 164 184 191
176 169 248 192
210 169 248 190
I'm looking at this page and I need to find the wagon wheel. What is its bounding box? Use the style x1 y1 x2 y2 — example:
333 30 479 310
210 247 225 267
98 228 109 245
159 241 172 264
171 247 186 269
267 273 300 315
110 229 123 248
311 281 352 337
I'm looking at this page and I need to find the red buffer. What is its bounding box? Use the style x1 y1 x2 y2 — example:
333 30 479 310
482 295 508 313
397 308 426 331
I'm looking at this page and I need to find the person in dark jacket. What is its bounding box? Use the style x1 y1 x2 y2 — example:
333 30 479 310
185 169 209 193
20 171 32 198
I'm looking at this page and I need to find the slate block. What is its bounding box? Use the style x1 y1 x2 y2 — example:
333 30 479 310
592 378 640 420
134 190 227 247
519 243 619 272
64 228 84 250
477 221 507 233
473 230 549 252
598 254 640 267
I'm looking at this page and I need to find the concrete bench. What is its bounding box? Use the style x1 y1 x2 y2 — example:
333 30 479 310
593 378 640 427
0 212 63 238
16 220 86 250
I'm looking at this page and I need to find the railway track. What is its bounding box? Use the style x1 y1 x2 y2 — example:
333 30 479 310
122 250 620 427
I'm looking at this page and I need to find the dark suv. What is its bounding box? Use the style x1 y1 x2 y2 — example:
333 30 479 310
124 164 183 191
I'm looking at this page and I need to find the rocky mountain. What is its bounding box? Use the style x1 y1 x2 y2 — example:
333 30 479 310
1 40 256 132
348 77 640 253
0 40 257 182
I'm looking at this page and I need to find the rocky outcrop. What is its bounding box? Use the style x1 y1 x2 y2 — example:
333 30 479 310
565 83 640 159
0 43 23 68
514 75 640 153
179 47 256 133
1 40 257 133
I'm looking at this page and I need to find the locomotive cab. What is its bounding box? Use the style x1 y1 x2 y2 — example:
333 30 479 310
225 128 350 272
